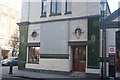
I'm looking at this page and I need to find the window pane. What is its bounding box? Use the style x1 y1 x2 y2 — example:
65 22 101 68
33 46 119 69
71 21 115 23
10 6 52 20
66 0 71 12
41 0 47 16
28 47 40 64
0 26 6 34
57 0 61 13
43 0 47 13
0 38 3 45
51 0 56 14
1 6 8 13
0 16 7 23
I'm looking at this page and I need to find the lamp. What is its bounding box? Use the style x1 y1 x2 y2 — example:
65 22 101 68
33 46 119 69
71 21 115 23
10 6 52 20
100 0 107 79
100 1 107 12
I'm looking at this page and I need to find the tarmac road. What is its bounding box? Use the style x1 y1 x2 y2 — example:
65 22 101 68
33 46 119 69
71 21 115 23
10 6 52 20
1 75 45 80
1 66 100 80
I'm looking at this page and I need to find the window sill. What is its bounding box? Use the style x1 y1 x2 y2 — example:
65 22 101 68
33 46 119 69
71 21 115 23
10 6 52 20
49 13 61 16
64 11 72 15
40 15 46 18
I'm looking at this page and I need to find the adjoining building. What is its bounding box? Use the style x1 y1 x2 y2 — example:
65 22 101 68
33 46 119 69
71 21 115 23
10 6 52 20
0 1 20 58
18 0 110 75
101 8 120 77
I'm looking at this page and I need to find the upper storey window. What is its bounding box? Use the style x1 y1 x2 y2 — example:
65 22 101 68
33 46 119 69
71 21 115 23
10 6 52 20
65 0 72 14
1 6 8 13
0 16 7 23
50 0 61 16
41 0 47 17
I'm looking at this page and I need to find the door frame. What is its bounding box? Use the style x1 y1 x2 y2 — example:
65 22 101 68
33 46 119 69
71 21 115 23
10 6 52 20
72 46 86 72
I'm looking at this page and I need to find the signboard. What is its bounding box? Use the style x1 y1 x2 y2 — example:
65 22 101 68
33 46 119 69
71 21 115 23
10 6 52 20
109 46 116 53
108 46 116 79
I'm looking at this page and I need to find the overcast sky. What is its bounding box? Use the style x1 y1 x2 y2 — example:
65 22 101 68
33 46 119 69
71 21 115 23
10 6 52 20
108 0 120 12
1 0 120 13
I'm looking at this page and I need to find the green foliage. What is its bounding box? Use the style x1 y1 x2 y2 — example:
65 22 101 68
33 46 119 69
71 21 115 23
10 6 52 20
87 17 100 69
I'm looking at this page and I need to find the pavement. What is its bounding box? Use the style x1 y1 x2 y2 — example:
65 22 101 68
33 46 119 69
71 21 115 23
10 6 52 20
1 66 101 80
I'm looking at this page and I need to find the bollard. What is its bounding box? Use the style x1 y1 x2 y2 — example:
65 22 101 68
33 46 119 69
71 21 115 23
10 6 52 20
9 62 13 74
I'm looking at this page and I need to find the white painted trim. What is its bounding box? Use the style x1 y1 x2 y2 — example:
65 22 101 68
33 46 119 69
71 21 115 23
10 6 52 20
85 46 88 72
68 46 72 71
26 47 29 63
86 68 100 74
70 45 87 72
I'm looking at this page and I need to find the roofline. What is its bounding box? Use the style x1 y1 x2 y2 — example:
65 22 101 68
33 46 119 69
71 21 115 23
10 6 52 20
106 1 111 14
102 8 120 23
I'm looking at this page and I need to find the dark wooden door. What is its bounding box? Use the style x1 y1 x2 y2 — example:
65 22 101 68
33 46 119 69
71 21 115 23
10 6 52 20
73 46 86 72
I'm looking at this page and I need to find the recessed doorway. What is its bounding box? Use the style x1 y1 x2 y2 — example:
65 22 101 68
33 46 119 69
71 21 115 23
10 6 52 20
72 46 86 72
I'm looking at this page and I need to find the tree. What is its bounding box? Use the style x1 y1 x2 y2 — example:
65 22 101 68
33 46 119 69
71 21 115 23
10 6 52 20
10 29 19 57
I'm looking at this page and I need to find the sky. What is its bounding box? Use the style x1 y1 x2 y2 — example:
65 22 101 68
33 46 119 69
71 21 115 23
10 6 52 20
107 0 120 12
1 0 120 13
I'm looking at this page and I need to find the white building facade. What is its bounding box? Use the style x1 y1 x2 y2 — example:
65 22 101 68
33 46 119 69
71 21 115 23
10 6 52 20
18 0 110 74
101 8 120 77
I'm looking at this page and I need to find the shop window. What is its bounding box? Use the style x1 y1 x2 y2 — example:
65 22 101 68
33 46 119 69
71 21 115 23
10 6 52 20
41 0 47 17
28 46 40 64
65 0 72 14
50 0 61 16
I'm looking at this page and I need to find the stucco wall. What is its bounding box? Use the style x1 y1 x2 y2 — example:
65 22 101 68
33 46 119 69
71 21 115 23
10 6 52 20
40 21 68 54
106 28 119 56
21 2 29 22
29 2 41 22
26 59 70 71
100 28 120 77
69 19 88 41
28 24 40 43
87 2 100 16
21 0 100 22
100 28 119 57
26 19 87 71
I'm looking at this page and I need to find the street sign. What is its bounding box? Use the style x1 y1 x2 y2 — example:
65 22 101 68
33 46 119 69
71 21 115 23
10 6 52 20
108 46 116 79
109 46 116 53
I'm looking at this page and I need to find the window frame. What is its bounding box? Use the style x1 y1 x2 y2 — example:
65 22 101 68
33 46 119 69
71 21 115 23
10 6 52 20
27 46 40 64
65 0 72 14
50 0 61 16
41 0 47 17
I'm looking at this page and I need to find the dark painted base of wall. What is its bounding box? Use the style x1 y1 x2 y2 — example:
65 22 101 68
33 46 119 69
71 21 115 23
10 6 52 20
18 63 26 70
